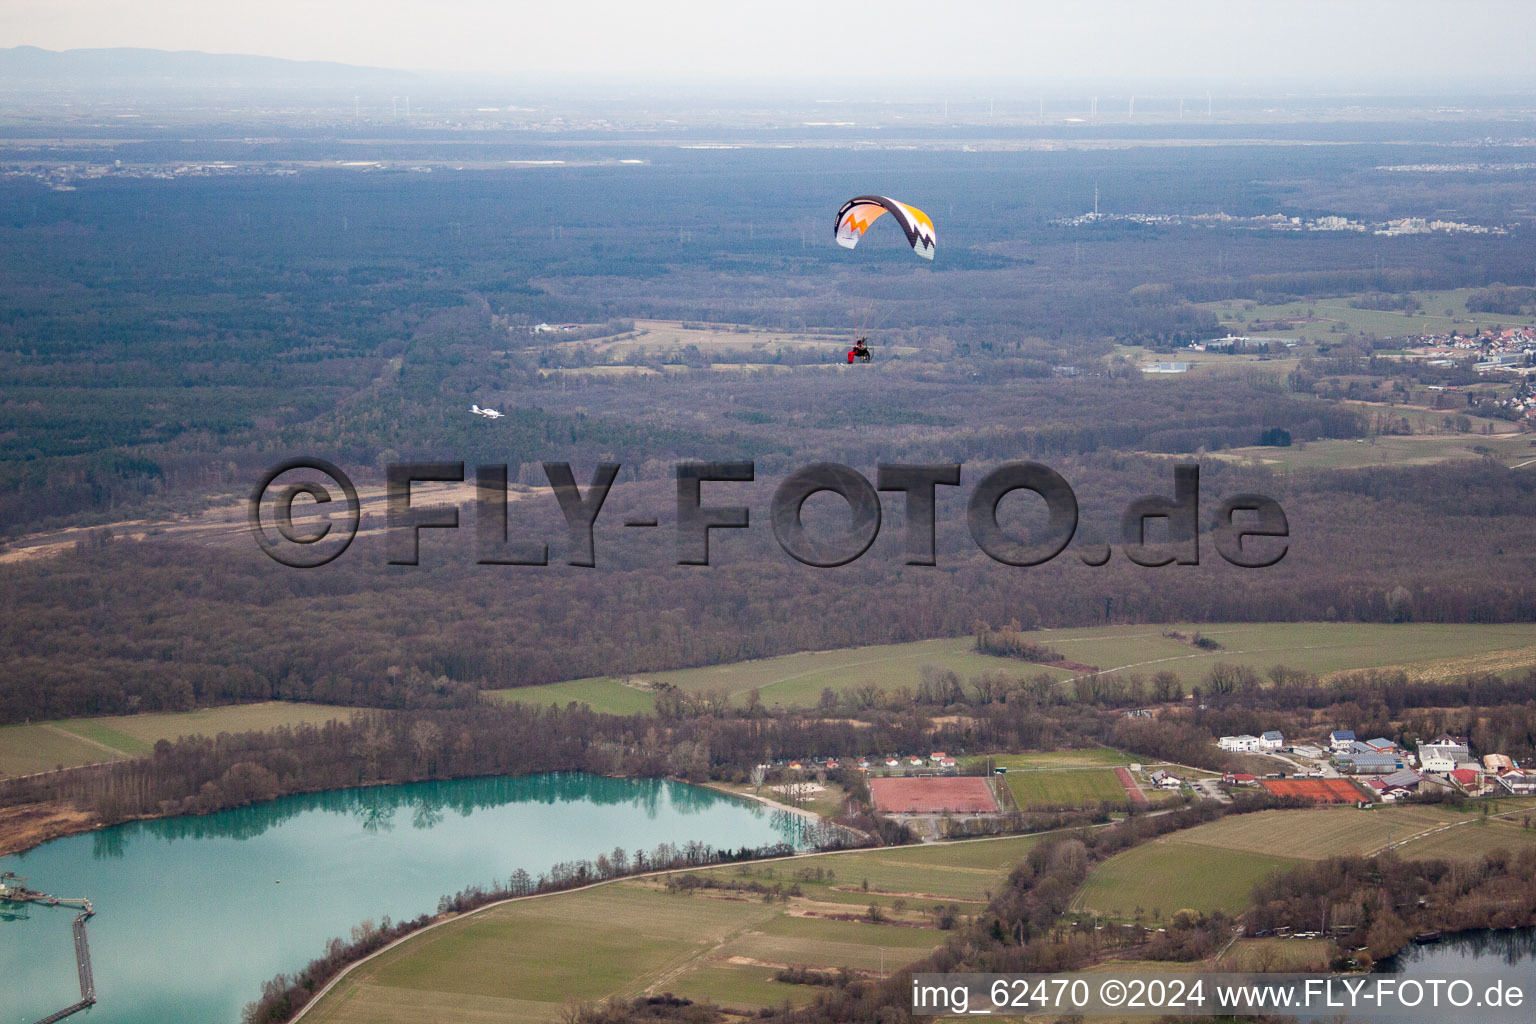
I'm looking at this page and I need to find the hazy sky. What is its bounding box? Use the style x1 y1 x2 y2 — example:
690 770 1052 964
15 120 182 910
6 0 1536 84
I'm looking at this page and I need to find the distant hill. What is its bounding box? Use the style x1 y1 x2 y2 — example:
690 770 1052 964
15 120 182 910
0 45 417 90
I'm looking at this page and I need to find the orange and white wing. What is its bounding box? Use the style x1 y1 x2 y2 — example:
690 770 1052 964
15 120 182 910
833 195 935 260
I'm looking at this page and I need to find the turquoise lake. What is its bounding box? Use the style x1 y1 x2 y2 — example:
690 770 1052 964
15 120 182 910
0 774 806 1024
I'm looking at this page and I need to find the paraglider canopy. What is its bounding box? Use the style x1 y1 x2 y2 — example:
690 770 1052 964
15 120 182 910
834 195 935 260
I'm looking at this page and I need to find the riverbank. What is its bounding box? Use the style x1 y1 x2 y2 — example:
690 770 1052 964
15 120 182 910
0 801 97 858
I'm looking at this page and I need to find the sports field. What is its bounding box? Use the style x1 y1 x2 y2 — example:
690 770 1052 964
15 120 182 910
979 749 1139 770
489 622 1536 714
1257 778 1366 804
1004 769 1130 809
869 776 998 813
0 702 359 776
301 834 1043 1024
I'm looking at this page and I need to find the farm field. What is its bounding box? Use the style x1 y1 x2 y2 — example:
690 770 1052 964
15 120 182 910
303 834 1043 1023
0 701 359 776
494 622 1536 713
545 319 922 360
1073 802 1536 923
487 677 658 715
1204 288 1536 342
1073 841 1301 920
1209 429 1535 472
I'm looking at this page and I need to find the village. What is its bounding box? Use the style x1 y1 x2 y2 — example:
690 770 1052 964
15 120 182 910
748 724 1534 838
1215 727 1536 803
1388 325 1536 378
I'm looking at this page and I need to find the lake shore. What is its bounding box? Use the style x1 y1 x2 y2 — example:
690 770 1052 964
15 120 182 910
0 801 99 858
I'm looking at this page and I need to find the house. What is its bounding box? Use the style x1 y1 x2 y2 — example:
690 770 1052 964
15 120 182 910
884 758 900 768
857 759 871 769
1497 769 1536 795
1364 737 1400 754
1381 768 1422 790
1418 741 1470 774
928 751 949 763
939 757 957 769
1222 772 1258 786
788 762 803 771
1363 778 1401 801
1218 734 1261 753
1364 773 1420 802
1259 731 1285 752
1339 752 1404 775
1148 769 1182 790
1483 754 1515 773
907 757 924 767
1449 767 1483 794
1329 730 1357 753
825 759 839 770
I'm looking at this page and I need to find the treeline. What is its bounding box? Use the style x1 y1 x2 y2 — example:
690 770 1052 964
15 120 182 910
0 699 1096 830
1248 849 1536 968
974 623 1065 665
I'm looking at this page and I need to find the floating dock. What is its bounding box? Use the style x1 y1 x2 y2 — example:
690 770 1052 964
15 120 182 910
3 873 98 1024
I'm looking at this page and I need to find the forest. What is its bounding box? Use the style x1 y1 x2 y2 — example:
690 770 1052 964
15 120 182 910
2 127 1536 727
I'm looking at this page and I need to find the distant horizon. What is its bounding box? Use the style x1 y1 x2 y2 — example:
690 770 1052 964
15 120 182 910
5 43 1536 100
4 1 1536 90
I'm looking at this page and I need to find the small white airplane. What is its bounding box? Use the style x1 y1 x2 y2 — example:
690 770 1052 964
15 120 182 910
470 404 504 420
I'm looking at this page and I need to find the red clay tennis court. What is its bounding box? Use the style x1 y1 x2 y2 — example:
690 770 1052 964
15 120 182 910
869 776 999 813
1115 766 1149 805
1258 778 1363 804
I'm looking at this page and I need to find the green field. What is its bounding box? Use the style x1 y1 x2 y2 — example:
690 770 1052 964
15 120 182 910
487 636 1065 713
1205 288 1536 342
304 835 1043 1024
979 749 1138 770
1073 802 1536 924
0 724 116 777
488 622 1536 715
0 702 359 776
1210 427 1535 472
1004 769 1130 809
1050 622 1536 688
1073 840 1301 920
544 319 921 361
488 677 659 715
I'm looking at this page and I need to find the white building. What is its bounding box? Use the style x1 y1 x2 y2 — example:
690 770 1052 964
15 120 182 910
1418 741 1470 774
1258 731 1285 752
1329 730 1356 753
1218 735 1260 753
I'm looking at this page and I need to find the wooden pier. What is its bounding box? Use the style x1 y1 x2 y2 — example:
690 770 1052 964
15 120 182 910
4 875 98 1024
